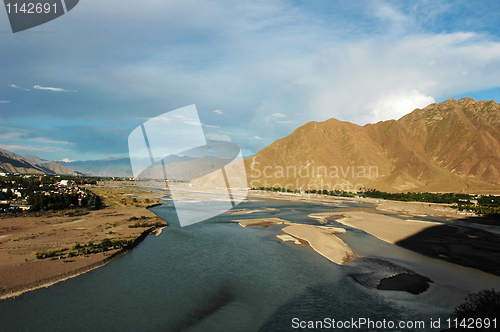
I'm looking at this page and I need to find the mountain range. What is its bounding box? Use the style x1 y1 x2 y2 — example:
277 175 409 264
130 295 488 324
0 149 80 175
2 97 499 194
59 158 133 177
245 97 500 194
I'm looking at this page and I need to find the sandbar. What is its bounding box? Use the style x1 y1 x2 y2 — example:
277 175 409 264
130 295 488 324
234 218 292 228
276 234 302 245
335 211 443 244
283 224 354 264
233 218 354 265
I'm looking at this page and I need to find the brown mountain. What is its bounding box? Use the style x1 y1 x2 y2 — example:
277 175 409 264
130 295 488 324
0 149 45 174
0 149 78 175
244 98 500 194
37 161 80 175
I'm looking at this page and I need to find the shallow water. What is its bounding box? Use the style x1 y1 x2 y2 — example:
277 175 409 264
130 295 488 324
0 197 498 331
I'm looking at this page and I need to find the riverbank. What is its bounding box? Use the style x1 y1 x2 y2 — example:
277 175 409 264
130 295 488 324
0 184 168 299
247 190 474 219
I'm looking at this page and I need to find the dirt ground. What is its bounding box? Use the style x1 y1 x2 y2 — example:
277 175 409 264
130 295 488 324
0 184 168 299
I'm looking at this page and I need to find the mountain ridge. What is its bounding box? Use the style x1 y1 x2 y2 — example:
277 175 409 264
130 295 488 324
0 149 78 175
245 98 500 194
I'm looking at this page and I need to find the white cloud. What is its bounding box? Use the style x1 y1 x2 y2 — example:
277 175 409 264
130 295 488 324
0 132 22 140
205 132 232 142
374 2 408 23
0 128 72 145
0 100 10 104
0 144 64 153
184 120 202 126
4 1 500 159
33 85 68 92
58 158 74 162
8 84 29 91
303 32 500 125
202 123 219 128
27 137 73 145
372 0 411 34
369 89 435 122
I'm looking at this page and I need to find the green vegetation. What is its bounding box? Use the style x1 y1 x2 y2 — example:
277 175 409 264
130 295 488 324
364 190 500 216
35 248 68 260
72 238 134 255
251 187 500 216
28 193 80 211
451 289 500 320
35 238 135 260
457 195 500 215
252 187 294 193
363 190 471 203
0 174 103 213
251 187 355 197
127 216 164 228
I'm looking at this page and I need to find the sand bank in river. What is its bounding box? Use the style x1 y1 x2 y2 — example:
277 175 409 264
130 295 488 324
282 224 355 264
335 211 500 276
235 217 292 228
226 208 279 215
335 211 443 244
233 218 354 265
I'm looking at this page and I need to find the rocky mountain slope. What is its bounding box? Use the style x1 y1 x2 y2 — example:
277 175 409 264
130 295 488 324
0 149 78 175
245 98 500 194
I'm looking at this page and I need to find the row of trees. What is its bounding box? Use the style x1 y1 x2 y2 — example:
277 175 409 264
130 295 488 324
363 190 473 204
27 192 102 212
27 193 79 211
251 187 499 215
251 187 355 197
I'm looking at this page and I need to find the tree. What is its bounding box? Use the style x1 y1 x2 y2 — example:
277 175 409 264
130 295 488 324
93 195 102 210
452 289 500 320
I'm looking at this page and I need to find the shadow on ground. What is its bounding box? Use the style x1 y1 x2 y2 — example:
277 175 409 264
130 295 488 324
395 223 500 277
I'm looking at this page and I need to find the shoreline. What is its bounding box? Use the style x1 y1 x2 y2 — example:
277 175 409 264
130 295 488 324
0 184 168 300
246 190 477 219
0 225 162 300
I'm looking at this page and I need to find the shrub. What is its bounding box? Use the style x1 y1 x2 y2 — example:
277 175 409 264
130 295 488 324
452 289 500 320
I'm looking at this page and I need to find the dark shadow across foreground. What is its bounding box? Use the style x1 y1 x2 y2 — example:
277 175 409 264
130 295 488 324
395 224 500 277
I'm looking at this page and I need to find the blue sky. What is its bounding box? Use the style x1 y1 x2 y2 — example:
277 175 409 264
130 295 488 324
2 0 500 161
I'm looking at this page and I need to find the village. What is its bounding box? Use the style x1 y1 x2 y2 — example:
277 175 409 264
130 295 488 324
0 173 98 213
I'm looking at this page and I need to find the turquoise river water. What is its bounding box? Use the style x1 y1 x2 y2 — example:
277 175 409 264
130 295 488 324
0 195 499 331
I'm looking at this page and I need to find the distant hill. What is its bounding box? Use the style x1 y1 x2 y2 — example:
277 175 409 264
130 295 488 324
23 154 45 164
137 156 231 181
244 98 500 194
60 158 133 177
60 154 200 178
0 149 78 175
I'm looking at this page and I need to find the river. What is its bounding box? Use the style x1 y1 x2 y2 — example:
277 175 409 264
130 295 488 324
0 195 498 331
